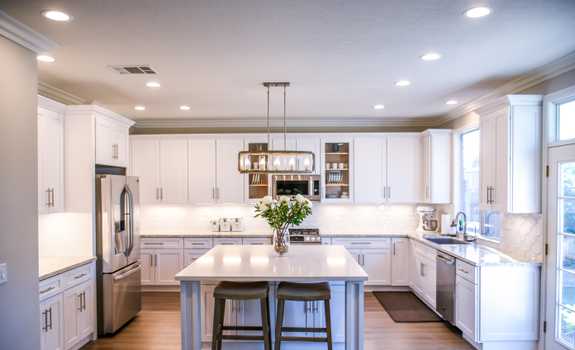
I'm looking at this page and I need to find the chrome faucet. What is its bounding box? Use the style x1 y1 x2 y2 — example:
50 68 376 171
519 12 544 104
452 211 467 240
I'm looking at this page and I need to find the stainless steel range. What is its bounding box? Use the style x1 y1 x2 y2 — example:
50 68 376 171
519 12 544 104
289 228 322 244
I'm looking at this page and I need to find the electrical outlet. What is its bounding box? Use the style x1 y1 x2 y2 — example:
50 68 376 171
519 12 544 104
0 263 7 285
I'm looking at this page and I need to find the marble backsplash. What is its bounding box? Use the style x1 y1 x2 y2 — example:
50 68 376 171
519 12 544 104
139 203 420 235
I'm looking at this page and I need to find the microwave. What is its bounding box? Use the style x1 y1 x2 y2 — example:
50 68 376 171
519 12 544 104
272 175 320 201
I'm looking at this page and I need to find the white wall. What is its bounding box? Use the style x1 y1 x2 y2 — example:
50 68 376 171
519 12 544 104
0 35 41 350
139 203 419 235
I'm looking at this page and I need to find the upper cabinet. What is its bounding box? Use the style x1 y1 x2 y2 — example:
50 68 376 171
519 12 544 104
216 137 245 203
322 137 353 202
479 95 542 214
354 134 421 204
38 100 65 213
421 129 452 204
95 114 132 167
130 137 189 204
188 138 217 204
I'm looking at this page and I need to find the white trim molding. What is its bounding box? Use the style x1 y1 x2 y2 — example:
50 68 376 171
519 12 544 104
437 50 575 126
0 10 57 53
39 82 88 105
67 105 135 127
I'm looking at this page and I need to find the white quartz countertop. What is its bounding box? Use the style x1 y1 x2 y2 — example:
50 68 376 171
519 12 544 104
39 256 96 281
140 230 409 238
175 245 368 282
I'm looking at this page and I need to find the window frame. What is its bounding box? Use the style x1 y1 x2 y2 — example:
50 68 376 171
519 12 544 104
458 127 482 236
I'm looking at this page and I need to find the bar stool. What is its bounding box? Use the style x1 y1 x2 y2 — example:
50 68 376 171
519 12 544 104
211 281 271 350
275 282 333 350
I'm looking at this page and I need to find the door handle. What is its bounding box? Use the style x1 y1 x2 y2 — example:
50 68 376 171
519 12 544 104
77 293 83 311
46 189 51 207
42 310 48 332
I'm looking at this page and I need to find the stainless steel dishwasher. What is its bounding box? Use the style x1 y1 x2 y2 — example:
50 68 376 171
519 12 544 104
436 252 456 324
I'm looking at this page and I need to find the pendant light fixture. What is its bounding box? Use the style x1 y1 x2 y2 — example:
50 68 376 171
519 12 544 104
238 82 315 174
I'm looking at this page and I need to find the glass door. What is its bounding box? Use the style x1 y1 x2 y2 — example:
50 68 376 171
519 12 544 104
246 143 270 200
546 143 575 350
324 142 350 199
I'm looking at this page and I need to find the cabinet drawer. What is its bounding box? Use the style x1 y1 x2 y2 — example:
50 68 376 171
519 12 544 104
242 237 272 245
411 240 436 261
141 238 183 249
63 263 92 289
214 237 243 246
456 260 477 284
332 237 390 249
184 237 213 249
39 275 63 301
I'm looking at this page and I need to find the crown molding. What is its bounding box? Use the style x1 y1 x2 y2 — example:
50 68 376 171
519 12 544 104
436 50 575 126
38 82 88 105
67 105 135 127
0 10 57 53
132 116 442 130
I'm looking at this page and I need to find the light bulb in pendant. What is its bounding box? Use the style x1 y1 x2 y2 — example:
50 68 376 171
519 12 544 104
288 157 296 170
273 157 280 170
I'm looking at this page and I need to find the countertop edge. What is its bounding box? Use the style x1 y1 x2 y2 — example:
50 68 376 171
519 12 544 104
39 256 97 281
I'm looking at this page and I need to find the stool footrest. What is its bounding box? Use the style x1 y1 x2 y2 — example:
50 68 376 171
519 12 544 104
222 326 263 331
282 327 327 333
281 336 329 343
222 335 267 341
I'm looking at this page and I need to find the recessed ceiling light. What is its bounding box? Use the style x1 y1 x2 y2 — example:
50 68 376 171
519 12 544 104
145 81 161 88
179 105 191 111
42 10 71 22
395 80 411 87
134 105 146 111
373 104 385 110
446 100 458 105
465 6 492 18
37 54 55 63
421 52 442 61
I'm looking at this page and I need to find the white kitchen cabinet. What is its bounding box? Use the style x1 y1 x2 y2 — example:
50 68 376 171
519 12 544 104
141 248 183 286
38 107 65 213
130 137 189 204
387 135 421 203
322 137 354 202
296 136 321 175
189 138 217 204
332 237 391 286
410 240 436 308
354 136 386 204
479 95 542 213
421 129 451 204
216 138 245 203
271 135 297 151
63 280 93 350
40 294 63 350
354 134 421 204
95 113 132 167
391 238 409 286
140 250 155 284
456 274 478 341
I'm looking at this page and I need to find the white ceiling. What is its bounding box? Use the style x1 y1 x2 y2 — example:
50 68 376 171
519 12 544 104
2 0 575 121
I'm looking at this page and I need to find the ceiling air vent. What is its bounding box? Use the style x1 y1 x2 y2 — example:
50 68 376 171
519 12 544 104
109 65 157 75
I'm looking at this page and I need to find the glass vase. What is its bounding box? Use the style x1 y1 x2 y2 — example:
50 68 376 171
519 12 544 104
273 228 289 255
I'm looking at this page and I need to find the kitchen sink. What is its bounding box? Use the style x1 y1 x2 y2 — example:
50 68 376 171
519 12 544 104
424 236 469 245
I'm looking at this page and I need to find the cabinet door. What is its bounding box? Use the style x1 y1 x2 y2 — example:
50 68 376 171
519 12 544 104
282 299 310 337
480 115 497 208
391 238 410 286
189 139 217 204
77 281 94 339
140 250 156 285
131 139 161 205
62 289 81 349
421 256 437 308
184 250 207 266
38 109 64 213
271 135 297 151
354 137 385 204
387 135 421 203
421 134 432 202
216 138 245 203
96 118 128 167
494 112 508 211
297 136 321 174
456 275 477 341
159 139 189 204
40 294 63 350
362 249 391 285
155 249 183 285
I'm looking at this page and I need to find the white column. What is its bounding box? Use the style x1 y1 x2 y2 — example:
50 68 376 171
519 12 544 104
345 281 365 350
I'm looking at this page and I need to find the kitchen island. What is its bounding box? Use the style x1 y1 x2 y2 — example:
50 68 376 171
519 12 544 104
175 245 368 350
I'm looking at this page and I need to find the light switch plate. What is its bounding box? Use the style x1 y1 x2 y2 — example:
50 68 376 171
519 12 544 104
0 263 7 285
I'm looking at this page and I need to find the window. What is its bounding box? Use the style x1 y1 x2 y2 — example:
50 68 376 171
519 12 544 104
559 99 575 141
459 129 481 235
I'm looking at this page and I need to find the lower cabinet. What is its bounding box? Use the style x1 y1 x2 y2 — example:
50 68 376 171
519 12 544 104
391 238 409 286
332 237 392 286
39 261 95 350
141 248 184 286
455 274 478 341
40 294 64 350
409 240 436 308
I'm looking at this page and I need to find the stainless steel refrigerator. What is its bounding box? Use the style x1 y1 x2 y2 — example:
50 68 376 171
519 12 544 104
95 174 141 335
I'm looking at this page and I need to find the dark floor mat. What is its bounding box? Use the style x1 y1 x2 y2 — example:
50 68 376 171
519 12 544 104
373 292 442 323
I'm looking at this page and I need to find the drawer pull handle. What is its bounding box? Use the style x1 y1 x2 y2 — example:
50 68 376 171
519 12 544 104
458 269 469 274
190 243 205 246
74 273 87 280
350 242 371 245
144 242 164 246
40 286 56 294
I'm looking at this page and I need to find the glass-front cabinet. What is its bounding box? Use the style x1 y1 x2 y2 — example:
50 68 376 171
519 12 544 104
323 140 352 201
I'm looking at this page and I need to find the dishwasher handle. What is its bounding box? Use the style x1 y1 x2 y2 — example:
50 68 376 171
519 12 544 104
437 253 455 264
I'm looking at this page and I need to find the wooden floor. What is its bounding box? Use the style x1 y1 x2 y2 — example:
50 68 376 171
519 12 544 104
83 292 472 350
